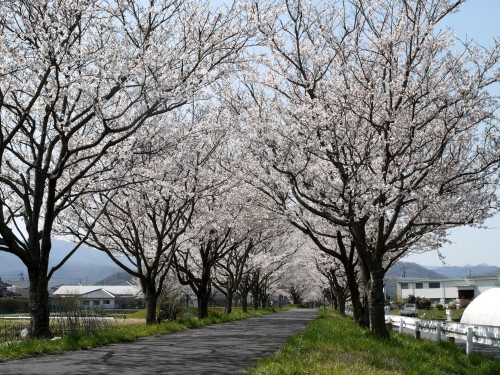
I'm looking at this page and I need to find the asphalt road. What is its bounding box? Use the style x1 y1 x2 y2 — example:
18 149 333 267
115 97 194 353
0 309 318 375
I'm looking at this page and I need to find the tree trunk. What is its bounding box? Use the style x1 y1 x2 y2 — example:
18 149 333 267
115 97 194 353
241 291 248 313
336 293 346 315
28 270 51 338
198 290 209 319
259 293 268 308
225 292 233 314
362 291 370 328
345 268 366 327
143 287 158 325
331 293 338 311
252 290 259 310
139 277 159 325
291 292 301 305
366 266 389 338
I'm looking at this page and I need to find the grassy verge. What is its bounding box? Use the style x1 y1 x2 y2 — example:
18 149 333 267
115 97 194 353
0 307 283 362
390 308 465 321
247 309 500 375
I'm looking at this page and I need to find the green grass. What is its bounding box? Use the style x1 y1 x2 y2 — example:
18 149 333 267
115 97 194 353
0 313 30 318
126 306 263 320
125 308 147 319
247 309 500 375
418 308 464 321
390 308 465 321
0 307 283 362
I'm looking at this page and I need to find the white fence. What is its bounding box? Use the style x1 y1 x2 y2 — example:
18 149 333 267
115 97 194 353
386 314 500 356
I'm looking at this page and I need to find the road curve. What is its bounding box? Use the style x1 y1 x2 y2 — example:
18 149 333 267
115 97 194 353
0 308 318 375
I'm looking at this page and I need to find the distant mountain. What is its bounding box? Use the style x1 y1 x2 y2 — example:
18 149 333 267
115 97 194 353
432 264 500 278
420 265 442 271
0 239 127 285
386 261 447 280
95 271 134 285
0 252 26 280
384 261 448 297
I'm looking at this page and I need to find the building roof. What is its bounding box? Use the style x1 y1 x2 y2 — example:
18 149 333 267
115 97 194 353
7 286 29 299
461 288 500 326
80 289 115 299
4 280 63 293
53 284 140 297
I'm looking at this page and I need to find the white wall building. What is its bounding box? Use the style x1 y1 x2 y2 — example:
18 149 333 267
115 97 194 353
53 283 141 309
397 276 500 304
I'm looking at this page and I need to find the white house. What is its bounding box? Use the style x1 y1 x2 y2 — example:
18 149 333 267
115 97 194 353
396 275 500 304
53 283 141 309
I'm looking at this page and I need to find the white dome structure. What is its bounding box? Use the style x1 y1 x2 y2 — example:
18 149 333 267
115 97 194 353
461 288 500 326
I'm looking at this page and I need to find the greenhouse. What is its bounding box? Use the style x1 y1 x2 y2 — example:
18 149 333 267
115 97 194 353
461 288 500 326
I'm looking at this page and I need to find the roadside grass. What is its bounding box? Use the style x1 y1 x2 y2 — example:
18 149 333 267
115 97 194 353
126 306 265 320
0 307 283 362
247 309 500 375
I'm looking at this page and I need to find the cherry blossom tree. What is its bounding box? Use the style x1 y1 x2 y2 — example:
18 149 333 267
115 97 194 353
276 245 319 305
175 228 238 318
291 217 367 325
246 0 499 338
240 227 302 309
170 130 250 318
211 190 295 313
213 237 255 314
0 0 248 337
60 104 232 324
315 251 352 315
173 172 275 318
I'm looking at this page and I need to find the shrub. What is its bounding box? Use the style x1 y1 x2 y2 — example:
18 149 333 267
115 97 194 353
406 295 416 304
50 296 115 337
156 291 184 323
0 298 29 313
434 303 444 310
459 299 471 309
415 297 431 310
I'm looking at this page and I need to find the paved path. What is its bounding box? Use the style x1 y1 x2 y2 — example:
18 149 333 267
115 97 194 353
0 309 318 375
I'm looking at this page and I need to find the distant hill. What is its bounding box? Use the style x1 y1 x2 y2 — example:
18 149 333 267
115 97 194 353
0 239 128 285
432 264 500 278
386 261 447 280
95 271 134 285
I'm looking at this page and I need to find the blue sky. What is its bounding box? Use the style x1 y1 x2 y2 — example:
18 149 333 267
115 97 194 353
404 0 499 267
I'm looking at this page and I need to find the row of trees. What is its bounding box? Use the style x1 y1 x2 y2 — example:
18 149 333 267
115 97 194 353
0 0 498 339
238 0 499 338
